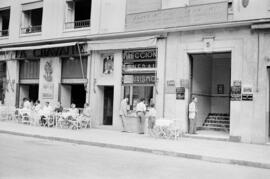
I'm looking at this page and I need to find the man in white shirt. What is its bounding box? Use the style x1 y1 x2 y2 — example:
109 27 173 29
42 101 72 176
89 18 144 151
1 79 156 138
119 97 129 132
136 98 146 134
189 97 198 134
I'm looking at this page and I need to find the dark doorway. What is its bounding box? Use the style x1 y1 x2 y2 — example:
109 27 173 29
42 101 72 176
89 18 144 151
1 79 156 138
29 84 39 102
71 84 86 108
268 67 270 139
103 86 114 125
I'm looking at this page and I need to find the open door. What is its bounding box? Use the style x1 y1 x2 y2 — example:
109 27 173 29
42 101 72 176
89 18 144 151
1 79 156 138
103 86 114 125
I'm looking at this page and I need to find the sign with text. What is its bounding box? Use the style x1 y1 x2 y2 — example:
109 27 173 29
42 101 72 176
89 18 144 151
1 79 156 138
176 87 185 100
242 86 253 101
231 81 242 101
15 44 87 59
123 74 156 84
42 83 54 99
166 80 176 94
126 2 228 31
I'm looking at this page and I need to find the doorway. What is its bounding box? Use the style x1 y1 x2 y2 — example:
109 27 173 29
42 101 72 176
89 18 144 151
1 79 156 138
103 86 114 125
61 84 86 108
189 53 231 135
20 84 39 103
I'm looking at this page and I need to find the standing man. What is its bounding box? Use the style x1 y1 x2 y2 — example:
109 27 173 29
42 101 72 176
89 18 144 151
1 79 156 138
119 97 129 132
189 96 198 134
136 98 146 134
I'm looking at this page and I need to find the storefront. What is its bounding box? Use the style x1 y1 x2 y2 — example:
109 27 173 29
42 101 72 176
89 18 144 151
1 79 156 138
60 56 88 108
1 42 90 108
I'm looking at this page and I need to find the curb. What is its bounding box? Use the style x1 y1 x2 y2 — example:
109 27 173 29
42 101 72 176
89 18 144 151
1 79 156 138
1 130 270 170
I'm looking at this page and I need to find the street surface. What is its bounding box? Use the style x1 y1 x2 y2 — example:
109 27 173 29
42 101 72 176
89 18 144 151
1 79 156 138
0 134 270 179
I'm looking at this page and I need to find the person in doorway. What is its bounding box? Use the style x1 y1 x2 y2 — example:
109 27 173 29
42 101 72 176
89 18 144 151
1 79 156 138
147 103 157 136
136 98 146 134
189 96 198 134
119 97 129 132
78 103 92 128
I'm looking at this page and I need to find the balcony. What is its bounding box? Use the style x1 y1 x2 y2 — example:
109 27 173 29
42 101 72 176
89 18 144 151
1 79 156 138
0 30 8 37
21 25 42 34
64 19 90 30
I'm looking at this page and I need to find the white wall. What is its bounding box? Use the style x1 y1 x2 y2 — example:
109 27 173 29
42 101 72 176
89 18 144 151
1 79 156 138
164 27 268 143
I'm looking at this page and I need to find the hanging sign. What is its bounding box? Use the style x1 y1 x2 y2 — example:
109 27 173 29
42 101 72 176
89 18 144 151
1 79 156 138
176 87 185 100
123 74 156 84
231 80 242 101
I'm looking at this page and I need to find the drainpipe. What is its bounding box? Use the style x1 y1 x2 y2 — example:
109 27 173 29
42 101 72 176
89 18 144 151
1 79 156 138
162 36 168 118
256 33 260 92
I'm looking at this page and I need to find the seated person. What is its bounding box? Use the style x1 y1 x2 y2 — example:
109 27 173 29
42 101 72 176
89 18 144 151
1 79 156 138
40 102 53 126
54 102 63 113
78 103 91 128
69 103 79 119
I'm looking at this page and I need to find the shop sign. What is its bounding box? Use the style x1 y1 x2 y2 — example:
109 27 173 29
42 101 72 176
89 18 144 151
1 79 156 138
231 80 241 101
176 87 185 100
123 74 156 84
166 80 176 94
42 83 54 99
242 86 253 101
15 44 87 59
126 2 228 31
123 49 157 61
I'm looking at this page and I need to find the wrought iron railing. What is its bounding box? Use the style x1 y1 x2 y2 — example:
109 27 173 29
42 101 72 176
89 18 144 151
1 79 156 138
21 25 42 34
0 30 9 37
65 19 90 29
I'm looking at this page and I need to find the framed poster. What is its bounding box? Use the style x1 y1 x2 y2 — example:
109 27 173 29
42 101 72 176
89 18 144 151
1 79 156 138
176 87 185 100
217 84 224 94
231 80 241 101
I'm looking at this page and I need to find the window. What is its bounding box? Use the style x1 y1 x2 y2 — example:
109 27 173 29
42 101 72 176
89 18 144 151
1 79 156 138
65 0 92 29
21 1 43 34
0 8 10 37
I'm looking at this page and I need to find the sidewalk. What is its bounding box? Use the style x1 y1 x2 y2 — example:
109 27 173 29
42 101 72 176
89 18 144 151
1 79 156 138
0 121 270 169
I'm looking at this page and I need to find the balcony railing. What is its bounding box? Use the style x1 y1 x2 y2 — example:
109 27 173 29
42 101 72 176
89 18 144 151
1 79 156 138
21 25 42 34
0 30 9 37
65 19 90 30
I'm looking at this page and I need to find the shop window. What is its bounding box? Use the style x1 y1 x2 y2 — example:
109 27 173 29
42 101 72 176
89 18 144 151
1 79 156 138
0 8 10 37
124 86 154 110
21 1 43 34
65 0 91 29
61 57 87 79
19 60 40 79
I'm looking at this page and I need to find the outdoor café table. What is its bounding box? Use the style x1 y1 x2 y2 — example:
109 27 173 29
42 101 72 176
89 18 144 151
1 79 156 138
152 118 183 140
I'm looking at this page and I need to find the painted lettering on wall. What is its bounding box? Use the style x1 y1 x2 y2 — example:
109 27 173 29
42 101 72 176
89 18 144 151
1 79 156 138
15 45 87 59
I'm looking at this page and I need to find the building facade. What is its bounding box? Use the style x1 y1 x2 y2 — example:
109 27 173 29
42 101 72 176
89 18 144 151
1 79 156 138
1 0 270 144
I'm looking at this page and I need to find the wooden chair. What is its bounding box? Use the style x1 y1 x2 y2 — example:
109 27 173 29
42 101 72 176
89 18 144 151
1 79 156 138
21 113 30 125
44 115 55 127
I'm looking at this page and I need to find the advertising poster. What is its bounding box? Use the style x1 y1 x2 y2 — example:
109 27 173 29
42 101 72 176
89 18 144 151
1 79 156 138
176 87 185 100
231 80 241 101
242 86 253 101
166 80 176 94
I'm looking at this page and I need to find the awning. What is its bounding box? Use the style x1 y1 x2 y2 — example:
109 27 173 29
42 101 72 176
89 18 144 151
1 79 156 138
22 1 43 11
0 42 78 52
88 36 157 51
